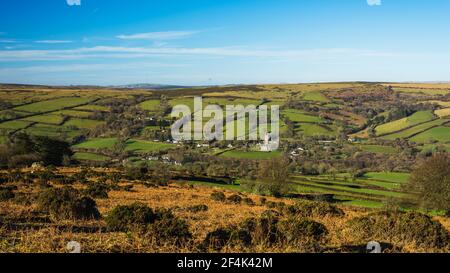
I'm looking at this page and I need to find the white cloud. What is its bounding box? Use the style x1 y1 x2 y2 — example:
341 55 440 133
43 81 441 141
367 0 382 6
0 46 403 62
36 40 73 44
66 0 81 6
0 39 16 43
117 31 198 40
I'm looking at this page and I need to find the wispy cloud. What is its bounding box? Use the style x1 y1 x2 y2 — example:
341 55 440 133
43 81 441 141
367 0 382 6
0 45 404 62
66 0 81 6
116 31 199 40
35 40 73 44
0 39 17 43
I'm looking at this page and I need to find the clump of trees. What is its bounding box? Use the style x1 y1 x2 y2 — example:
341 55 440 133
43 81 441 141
0 133 72 168
406 153 450 215
37 187 100 220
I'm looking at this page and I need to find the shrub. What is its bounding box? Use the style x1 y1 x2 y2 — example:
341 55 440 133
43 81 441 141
243 197 255 206
187 204 208 213
106 203 156 232
239 215 280 246
0 187 15 201
285 200 344 218
202 227 252 251
149 211 192 245
85 183 110 199
278 218 328 243
37 187 100 220
346 211 449 250
227 194 242 204
210 191 226 202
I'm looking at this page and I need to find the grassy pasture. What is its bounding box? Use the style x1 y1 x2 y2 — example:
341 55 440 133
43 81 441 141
73 138 174 153
364 172 410 184
54 110 92 118
0 120 32 130
296 123 336 137
282 110 324 123
410 126 450 143
381 118 450 140
375 110 435 136
357 144 398 154
220 150 282 160
302 91 330 102
64 118 104 129
124 139 174 153
74 152 110 162
73 104 109 112
25 124 81 138
435 108 450 118
0 110 29 121
139 100 160 111
14 97 92 113
22 114 65 125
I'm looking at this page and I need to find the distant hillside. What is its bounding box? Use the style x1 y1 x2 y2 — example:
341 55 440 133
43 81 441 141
113 83 191 90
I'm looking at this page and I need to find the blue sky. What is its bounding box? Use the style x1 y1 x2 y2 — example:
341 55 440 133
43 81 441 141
1 0 450 85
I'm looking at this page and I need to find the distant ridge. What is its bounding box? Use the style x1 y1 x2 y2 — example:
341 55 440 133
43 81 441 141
112 83 191 90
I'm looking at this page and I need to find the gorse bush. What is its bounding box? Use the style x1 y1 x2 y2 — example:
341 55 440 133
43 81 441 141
346 211 450 250
106 203 157 232
278 218 328 243
0 187 15 201
37 187 100 220
285 200 344 218
210 191 226 202
227 194 242 204
85 183 110 199
106 203 192 244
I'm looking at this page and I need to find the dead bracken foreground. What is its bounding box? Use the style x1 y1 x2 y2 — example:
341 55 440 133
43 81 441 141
0 167 449 253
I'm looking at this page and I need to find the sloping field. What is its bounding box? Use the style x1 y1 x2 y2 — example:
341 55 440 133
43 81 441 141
296 123 336 137
435 108 450 118
54 110 92 118
73 138 174 154
410 127 450 143
283 110 324 123
375 110 435 136
73 104 109 112
24 124 81 138
14 97 92 113
139 100 160 111
302 91 330 102
22 114 65 125
0 120 32 130
64 118 104 129
381 118 450 140
220 150 282 160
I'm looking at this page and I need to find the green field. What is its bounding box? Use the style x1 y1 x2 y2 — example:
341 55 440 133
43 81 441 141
54 110 92 118
22 114 65 125
364 172 410 183
381 118 450 140
0 120 32 130
410 126 450 143
73 104 109 112
14 97 92 113
73 138 174 154
375 110 435 136
64 118 104 129
139 100 161 111
220 150 282 160
357 144 398 154
302 91 330 102
74 152 110 162
282 110 324 123
25 124 81 138
296 123 335 137
435 108 450 118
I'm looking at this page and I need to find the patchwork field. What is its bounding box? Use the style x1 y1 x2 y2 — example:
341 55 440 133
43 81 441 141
375 111 435 136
